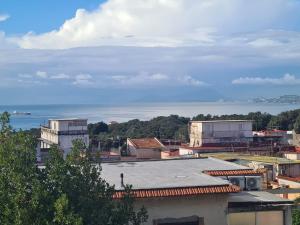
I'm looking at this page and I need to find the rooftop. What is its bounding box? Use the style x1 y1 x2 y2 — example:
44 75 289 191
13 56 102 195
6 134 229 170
49 118 88 121
128 138 164 149
200 153 300 164
100 157 249 190
228 191 292 206
190 120 252 123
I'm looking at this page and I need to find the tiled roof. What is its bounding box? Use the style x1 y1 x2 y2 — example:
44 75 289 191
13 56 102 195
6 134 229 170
204 169 264 176
128 138 164 149
113 185 240 199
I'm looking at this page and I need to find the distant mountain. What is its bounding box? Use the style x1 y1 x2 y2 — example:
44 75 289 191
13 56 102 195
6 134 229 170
253 95 300 104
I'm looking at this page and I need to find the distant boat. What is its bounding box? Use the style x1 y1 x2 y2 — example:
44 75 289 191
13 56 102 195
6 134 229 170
12 111 31 115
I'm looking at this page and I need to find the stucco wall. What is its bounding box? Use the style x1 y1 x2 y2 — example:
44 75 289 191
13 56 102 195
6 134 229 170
284 153 300 160
134 194 228 225
135 148 161 159
278 178 300 200
41 128 59 144
189 121 253 147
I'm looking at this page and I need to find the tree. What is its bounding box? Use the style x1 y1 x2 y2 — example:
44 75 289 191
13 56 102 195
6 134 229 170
294 115 300 134
0 112 148 225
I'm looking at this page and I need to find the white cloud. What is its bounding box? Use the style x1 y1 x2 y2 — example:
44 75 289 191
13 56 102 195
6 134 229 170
108 72 206 87
177 75 207 87
50 73 70 79
0 14 9 22
12 0 300 49
72 74 94 86
36 71 48 78
232 73 300 85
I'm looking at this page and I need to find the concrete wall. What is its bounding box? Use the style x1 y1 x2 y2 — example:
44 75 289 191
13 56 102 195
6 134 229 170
277 178 300 200
278 163 300 177
41 128 59 144
283 153 300 160
189 121 253 147
50 119 88 131
179 147 194 156
136 148 161 159
58 134 89 155
134 194 228 225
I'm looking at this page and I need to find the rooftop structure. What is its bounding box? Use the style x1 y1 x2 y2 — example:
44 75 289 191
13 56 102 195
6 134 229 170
126 138 166 159
189 120 253 148
200 153 300 164
38 118 89 161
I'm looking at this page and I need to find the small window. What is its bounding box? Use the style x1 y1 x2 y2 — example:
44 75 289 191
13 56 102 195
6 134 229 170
154 216 203 225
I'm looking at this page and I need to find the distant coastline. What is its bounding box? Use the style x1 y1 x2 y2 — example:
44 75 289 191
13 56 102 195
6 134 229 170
1 102 300 130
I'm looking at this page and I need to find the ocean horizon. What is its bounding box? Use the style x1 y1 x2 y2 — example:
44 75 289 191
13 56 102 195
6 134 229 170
1 102 300 130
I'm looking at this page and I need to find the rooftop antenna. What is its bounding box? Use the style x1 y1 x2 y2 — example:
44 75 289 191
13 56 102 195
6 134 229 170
120 173 125 188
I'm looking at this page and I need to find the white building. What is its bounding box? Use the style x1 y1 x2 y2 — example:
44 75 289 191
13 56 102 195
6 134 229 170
189 120 253 147
38 118 89 161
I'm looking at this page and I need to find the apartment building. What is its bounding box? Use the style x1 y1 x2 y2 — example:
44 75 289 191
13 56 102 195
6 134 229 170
189 120 253 147
37 118 89 161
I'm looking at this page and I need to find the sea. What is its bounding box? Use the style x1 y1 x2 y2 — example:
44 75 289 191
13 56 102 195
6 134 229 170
1 102 300 130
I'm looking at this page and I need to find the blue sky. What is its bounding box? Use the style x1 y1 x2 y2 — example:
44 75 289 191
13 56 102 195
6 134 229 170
0 0 300 104
0 0 105 34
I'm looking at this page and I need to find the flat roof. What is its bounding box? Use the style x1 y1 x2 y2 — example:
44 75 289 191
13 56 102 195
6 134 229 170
49 118 88 121
100 158 249 190
229 191 292 205
201 153 300 164
190 120 252 123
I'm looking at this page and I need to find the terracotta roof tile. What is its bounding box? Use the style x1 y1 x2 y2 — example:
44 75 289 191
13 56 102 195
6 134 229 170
129 138 164 149
204 169 264 176
113 185 240 199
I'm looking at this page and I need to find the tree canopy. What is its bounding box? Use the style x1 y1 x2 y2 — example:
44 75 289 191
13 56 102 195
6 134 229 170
0 112 147 225
87 109 300 148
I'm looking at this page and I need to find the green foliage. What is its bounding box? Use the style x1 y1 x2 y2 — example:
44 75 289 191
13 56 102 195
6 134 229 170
268 109 300 130
193 111 273 131
88 122 108 136
86 110 300 146
294 115 300 134
0 113 147 225
293 208 300 225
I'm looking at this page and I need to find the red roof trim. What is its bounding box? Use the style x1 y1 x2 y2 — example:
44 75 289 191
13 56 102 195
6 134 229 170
204 169 264 176
113 185 240 199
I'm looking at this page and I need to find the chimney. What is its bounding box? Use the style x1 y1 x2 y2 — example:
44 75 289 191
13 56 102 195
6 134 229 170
120 173 125 188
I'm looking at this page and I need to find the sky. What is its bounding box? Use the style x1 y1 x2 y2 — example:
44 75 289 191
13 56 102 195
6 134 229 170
1 0 300 104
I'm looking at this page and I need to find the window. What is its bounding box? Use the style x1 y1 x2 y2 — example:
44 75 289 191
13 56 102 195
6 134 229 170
154 216 204 225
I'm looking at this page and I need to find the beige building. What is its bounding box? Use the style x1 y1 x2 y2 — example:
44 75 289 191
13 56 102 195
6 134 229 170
189 120 253 147
127 138 166 159
38 118 89 161
101 158 292 225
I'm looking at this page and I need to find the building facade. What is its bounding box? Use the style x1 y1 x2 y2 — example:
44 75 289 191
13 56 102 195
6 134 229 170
127 138 166 159
38 118 89 161
189 120 253 147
